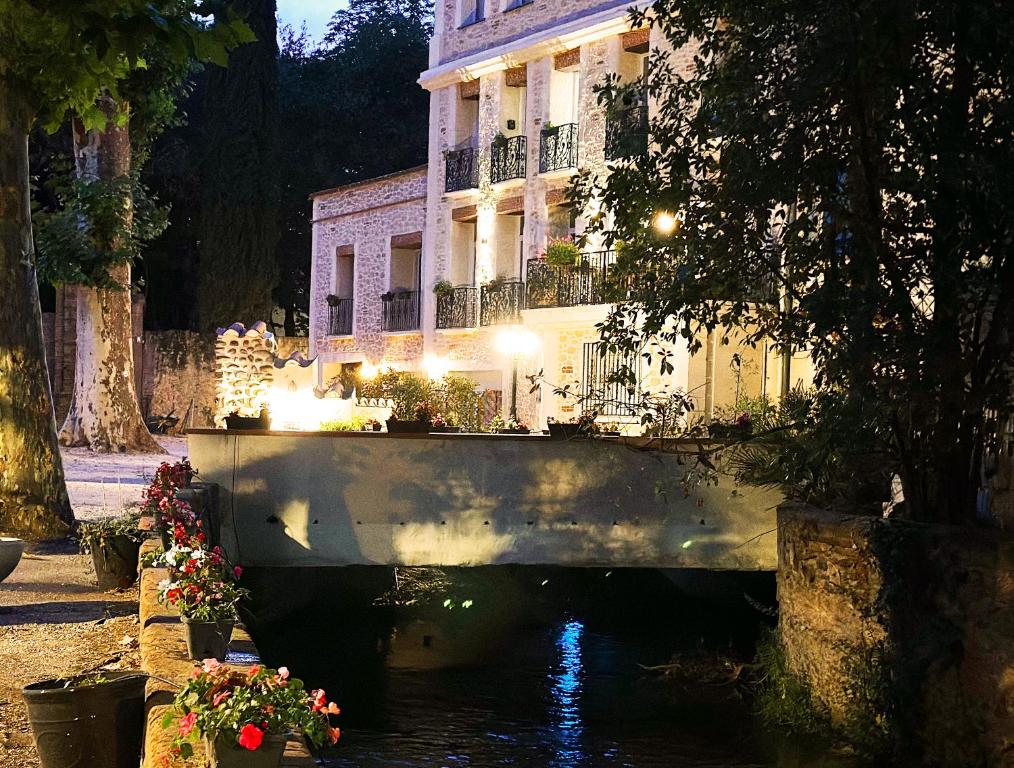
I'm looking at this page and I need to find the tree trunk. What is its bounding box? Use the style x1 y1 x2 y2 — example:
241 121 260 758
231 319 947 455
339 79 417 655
59 96 163 454
0 72 74 539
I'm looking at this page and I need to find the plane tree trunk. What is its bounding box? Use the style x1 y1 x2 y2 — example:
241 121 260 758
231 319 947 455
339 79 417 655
58 96 163 454
0 72 74 539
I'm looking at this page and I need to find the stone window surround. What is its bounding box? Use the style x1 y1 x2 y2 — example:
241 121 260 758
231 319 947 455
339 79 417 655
330 244 356 339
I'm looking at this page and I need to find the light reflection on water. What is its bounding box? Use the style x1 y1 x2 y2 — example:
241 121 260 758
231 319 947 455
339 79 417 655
551 620 586 768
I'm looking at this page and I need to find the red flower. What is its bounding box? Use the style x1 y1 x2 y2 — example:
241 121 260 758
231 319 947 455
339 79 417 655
237 723 264 751
178 712 197 737
233 566 243 579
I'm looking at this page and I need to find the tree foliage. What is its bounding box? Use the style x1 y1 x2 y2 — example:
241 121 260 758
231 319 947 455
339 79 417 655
575 0 1014 523
197 0 280 333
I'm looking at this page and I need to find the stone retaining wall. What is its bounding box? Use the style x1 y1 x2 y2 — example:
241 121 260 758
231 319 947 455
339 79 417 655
777 503 1014 766
137 538 313 767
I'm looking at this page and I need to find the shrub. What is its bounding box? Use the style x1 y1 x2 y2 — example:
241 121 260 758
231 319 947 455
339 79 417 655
543 236 581 267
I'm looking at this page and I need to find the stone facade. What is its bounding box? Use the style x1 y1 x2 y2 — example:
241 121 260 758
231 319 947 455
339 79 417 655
778 503 1014 766
142 330 217 428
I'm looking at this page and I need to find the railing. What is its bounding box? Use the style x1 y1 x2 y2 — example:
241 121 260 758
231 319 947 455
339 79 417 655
435 286 478 329
480 279 525 326
582 341 640 416
381 290 420 332
525 251 618 309
490 135 527 184
445 147 479 193
604 106 648 160
326 298 353 335
539 123 578 173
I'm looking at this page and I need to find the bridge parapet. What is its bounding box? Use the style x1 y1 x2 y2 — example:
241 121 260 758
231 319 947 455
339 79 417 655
186 430 781 570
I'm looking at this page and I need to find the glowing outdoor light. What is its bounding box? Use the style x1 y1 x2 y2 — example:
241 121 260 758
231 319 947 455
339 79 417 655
653 210 678 235
496 327 541 421
359 361 380 380
424 353 451 381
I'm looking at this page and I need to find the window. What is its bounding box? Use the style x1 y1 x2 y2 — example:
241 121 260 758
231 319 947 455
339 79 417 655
502 0 532 11
459 0 484 27
582 342 640 416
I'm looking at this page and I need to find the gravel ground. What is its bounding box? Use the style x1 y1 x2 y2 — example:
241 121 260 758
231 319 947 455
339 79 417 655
0 542 141 768
64 436 188 521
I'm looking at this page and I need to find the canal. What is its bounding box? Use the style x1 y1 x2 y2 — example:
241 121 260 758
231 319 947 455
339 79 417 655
244 566 855 767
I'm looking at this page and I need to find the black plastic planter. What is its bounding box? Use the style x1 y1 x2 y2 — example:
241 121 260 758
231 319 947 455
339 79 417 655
23 672 147 768
91 534 141 590
386 420 430 434
206 733 291 768
183 618 235 661
548 422 582 440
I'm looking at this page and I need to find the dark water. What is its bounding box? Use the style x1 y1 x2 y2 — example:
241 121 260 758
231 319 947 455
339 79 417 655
245 567 853 768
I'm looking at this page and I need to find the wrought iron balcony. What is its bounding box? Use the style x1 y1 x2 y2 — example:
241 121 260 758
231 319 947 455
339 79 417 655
381 290 420 332
490 135 526 184
445 147 479 193
480 279 525 326
525 251 618 309
539 123 578 173
326 297 353 335
435 286 478 329
604 106 648 160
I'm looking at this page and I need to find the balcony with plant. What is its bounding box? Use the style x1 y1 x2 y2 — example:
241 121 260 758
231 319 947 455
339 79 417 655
434 279 477 329
526 238 618 309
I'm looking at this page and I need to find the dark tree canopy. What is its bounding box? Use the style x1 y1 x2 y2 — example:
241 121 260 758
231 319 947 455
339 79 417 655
577 0 1014 524
197 0 280 333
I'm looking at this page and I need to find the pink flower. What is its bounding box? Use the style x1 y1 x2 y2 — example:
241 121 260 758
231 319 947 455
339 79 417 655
178 712 197 737
202 658 222 673
237 723 264 751
212 690 232 707
276 666 289 680
327 702 341 715
234 566 243 579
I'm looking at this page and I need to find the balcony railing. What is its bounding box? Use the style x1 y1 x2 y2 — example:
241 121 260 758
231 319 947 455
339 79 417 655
480 279 525 326
525 251 618 309
381 290 420 332
326 297 353 335
539 123 578 173
435 286 478 329
490 135 526 184
445 147 479 193
604 106 648 160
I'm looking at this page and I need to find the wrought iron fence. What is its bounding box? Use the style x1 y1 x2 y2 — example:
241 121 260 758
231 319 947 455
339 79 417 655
582 341 640 417
539 123 578 173
326 298 353 335
604 106 648 160
490 135 527 184
445 147 479 193
381 290 420 332
435 286 478 329
480 279 525 326
525 251 617 309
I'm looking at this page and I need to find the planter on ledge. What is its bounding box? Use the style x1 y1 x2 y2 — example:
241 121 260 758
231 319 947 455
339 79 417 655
548 422 582 440
225 413 270 430
497 428 531 435
92 535 141 590
386 419 430 434
183 617 235 662
23 671 147 768
205 732 291 768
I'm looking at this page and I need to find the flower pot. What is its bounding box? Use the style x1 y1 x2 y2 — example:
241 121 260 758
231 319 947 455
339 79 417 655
23 671 147 768
0 537 24 583
225 414 270 430
548 423 582 440
91 534 141 590
386 419 430 434
183 617 234 662
372 423 382 432
497 428 531 435
205 732 291 768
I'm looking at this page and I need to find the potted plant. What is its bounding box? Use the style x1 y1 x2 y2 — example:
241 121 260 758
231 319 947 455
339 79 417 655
387 400 434 434
708 411 753 440
433 279 454 297
490 415 531 435
492 131 509 149
23 671 147 768
325 294 341 307
542 236 582 267
163 660 341 768
77 510 146 590
541 120 559 135
225 408 271 431
361 418 382 432
157 541 249 661
548 411 596 440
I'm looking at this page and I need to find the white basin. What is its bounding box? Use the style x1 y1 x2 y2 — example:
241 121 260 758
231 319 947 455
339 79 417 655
0 538 24 583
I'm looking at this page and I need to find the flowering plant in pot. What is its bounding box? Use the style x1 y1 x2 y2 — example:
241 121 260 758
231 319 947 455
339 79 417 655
144 459 199 547
490 415 530 435
77 509 146 590
163 660 340 768
157 542 248 662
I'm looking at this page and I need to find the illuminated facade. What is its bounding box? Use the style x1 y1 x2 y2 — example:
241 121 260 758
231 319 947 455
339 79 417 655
309 0 798 428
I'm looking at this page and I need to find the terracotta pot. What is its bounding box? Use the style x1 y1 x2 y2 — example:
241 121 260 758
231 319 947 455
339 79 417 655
182 618 234 661
205 733 291 768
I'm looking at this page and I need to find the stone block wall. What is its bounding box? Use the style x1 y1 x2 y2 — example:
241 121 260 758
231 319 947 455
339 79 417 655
777 503 1014 766
142 330 217 427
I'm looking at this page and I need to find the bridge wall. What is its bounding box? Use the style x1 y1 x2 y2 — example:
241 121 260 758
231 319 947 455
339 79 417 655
187 430 780 569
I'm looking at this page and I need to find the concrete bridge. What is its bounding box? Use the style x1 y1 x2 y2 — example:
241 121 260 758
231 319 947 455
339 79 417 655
187 430 781 570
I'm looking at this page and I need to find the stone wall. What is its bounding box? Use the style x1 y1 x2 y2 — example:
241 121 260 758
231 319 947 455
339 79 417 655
777 503 1014 766
142 330 217 427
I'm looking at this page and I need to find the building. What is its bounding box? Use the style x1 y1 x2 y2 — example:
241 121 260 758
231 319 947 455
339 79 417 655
309 0 807 429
